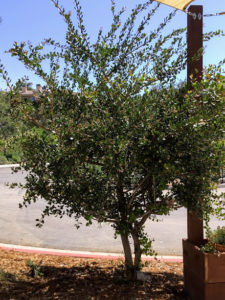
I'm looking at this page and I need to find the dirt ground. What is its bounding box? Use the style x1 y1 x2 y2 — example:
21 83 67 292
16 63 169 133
0 249 187 299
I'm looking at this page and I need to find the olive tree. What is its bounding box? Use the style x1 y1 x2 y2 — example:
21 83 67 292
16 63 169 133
1 0 225 279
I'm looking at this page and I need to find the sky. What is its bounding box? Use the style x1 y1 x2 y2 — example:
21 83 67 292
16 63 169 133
0 0 225 89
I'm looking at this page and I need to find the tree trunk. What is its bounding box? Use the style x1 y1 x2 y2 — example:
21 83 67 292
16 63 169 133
120 233 136 280
132 231 142 271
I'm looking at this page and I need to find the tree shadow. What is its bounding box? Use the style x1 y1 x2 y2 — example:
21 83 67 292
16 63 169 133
0 264 188 299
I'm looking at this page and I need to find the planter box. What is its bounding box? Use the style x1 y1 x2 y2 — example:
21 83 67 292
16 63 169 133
183 239 225 300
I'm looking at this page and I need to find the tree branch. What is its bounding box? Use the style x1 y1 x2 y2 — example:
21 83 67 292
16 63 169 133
128 172 150 209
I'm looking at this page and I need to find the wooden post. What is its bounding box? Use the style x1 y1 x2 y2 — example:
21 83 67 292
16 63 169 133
187 5 203 84
187 5 204 244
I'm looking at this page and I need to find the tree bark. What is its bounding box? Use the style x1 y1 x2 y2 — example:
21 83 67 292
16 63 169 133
132 231 142 271
120 232 135 280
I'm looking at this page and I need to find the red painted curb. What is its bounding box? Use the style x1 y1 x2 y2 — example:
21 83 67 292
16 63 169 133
0 245 183 263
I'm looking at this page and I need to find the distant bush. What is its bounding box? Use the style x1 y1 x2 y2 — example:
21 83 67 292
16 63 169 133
0 154 8 164
0 92 25 164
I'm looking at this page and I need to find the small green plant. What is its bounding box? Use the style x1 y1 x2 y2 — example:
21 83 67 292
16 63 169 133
0 268 16 282
200 241 215 254
201 226 225 253
26 259 44 278
208 226 225 246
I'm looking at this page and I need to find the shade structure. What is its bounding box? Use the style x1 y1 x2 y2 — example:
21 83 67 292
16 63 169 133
155 0 194 11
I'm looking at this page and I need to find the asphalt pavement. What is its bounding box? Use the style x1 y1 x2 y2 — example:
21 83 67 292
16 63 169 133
0 166 224 255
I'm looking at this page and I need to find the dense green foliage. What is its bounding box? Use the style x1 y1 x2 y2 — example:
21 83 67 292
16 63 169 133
0 91 23 163
0 0 225 279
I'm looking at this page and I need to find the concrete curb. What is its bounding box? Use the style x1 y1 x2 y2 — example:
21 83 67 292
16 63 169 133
0 243 183 263
0 164 20 168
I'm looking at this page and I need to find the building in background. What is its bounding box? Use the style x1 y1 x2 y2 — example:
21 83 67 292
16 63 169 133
19 84 44 101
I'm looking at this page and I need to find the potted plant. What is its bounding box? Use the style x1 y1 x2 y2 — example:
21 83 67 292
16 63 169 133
183 223 225 300
202 226 225 253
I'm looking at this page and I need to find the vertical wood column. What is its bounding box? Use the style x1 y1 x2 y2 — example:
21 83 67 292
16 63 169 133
187 5 204 244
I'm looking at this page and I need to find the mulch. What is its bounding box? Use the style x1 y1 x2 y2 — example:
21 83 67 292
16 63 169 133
0 249 187 299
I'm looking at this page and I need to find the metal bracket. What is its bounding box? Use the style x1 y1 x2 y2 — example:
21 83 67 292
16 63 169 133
198 13 202 20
